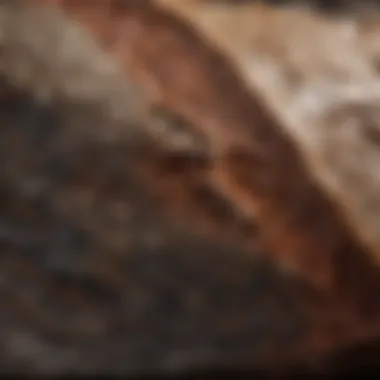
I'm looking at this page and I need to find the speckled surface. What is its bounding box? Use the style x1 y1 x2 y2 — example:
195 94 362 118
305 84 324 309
1 1 380 377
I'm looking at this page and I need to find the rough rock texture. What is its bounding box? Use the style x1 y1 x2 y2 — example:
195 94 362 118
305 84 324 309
1 0 380 377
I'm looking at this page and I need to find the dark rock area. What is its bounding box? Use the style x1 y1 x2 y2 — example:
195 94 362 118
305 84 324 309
2 1 380 378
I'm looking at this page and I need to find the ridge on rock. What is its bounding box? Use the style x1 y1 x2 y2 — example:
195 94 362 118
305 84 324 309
1 0 380 377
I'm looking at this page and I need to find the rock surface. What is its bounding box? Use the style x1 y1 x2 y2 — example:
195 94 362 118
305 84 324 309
1 0 380 377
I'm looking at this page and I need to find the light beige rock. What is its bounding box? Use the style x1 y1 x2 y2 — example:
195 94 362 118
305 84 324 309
155 0 380 266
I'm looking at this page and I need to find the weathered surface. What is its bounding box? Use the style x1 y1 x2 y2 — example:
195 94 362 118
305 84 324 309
1 0 380 377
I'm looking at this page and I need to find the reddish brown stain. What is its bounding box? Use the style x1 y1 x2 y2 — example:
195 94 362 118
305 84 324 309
4 0 380 375
53 0 380 295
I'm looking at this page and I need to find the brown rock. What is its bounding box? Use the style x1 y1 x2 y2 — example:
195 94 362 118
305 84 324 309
1 0 380 377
